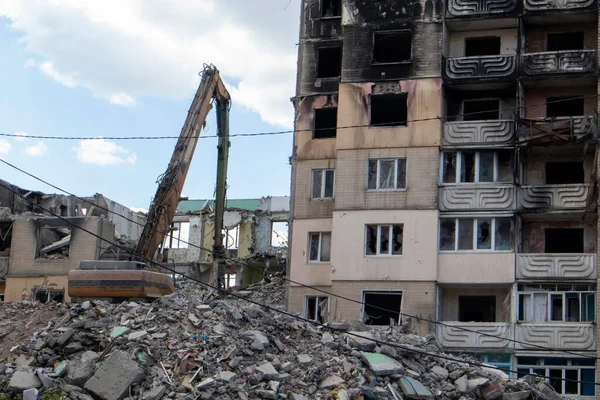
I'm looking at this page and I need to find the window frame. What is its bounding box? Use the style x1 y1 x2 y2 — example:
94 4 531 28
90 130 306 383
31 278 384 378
365 224 404 257
517 285 595 323
438 217 513 253
320 0 341 19
440 151 511 185
311 169 336 200
304 295 330 323
367 158 407 191
371 30 413 65
517 357 595 396
308 232 331 263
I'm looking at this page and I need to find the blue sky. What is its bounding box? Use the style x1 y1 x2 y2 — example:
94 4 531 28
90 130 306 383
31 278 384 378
0 1 299 211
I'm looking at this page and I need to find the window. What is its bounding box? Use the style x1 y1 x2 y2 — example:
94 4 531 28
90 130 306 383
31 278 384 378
517 284 595 323
441 151 512 184
321 0 341 18
306 296 329 323
36 227 71 259
463 99 500 121
464 36 501 57
459 296 496 322
271 221 288 247
363 291 402 325
456 353 512 372
317 47 342 78
439 218 512 252
370 93 408 127
368 159 406 190
546 162 584 184
372 31 411 64
312 169 335 199
34 288 64 303
314 108 337 139
547 96 584 117
517 357 595 396
309 232 331 262
547 32 584 51
545 228 583 253
164 221 190 249
366 224 403 256
225 273 236 289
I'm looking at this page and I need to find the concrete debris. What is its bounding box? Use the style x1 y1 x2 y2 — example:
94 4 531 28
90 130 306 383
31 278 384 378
0 279 567 400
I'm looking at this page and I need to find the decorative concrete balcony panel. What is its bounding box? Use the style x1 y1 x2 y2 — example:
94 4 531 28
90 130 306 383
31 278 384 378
522 50 596 76
524 0 595 11
439 186 515 211
444 120 515 146
517 253 596 280
519 184 590 209
447 0 518 16
515 324 595 350
444 55 517 81
437 323 512 349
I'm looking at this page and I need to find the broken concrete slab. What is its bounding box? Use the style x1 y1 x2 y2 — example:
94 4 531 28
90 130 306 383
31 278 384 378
361 352 403 376
256 362 278 380
502 391 531 400
455 375 468 393
297 354 313 365
81 350 100 363
197 377 216 389
127 330 148 341
319 375 345 389
67 359 95 387
84 350 144 400
242 330 270 347
23 388 39 400
9 372 42 391
431 366 449 380
216 371 236 382
345 331 376 351
468 377 489 392
15 354 35 369
399 377 433 399
142 386 166 400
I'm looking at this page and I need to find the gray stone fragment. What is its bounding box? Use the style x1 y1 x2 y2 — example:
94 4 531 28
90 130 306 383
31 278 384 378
67 359 95 386
243 330 270 347
197 378 215 389
361 352 403 376
142 386 166 400
127 330 148 341
297 354 313 366
216 371 236 382
64 342 84 354
9 372 42 390
56 328 74 346
213 323 226 335
256 390 276 399
280 362 293 372
468 377 489 392
319 375 345 389
84 350 144 400
23 388 38 400
345 331 376 351
328 322 349 331
16 354 35 369
291 395 309 400
398 377 433 399
81 351 100 363
455 375 468 393
431 366 449 379
256 362 278 380
502 391 531 400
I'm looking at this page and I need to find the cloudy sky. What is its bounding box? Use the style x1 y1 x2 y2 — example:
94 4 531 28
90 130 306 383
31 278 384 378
0 1 299 211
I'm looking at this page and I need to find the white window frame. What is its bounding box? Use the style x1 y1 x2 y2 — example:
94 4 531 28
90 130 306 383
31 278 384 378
517 284 595 323
308 232 331 263
517 358 595 396
365 224 403 257
304 295 330 322
438 217 512 252
440 151 509 185
311 169 335 200
367 158 407 191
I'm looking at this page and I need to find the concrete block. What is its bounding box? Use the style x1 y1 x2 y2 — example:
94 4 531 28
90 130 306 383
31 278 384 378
67 359 95 387
319 375 345 389
84 350 144 400
361 352 403 376
9 372 42 390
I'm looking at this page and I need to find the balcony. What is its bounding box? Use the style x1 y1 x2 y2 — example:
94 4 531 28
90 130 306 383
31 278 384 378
519 184 591 210
524 0 596 12
444 120 515 146
522 50 597 77
515 323 595 350
439 185 515 211
444 55 517 82
436 323 512 349
446 0 518 17
518 116 597 142
517 253 596 280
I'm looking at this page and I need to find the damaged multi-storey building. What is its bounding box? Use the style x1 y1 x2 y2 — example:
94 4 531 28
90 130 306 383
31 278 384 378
0 179 146 302
289 0 600 395
162 196 289 287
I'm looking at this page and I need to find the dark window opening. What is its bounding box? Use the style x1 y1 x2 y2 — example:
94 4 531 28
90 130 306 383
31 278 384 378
458 296 496 322
321 0 341 18
363 291 402 325
59 205 67 217
547 32 584 51
547 96 584 117
465 37 501 57
370 93 408 127
546 162 584 184
0 222 13 254
317 47 342 78
463 99 500 121
306 296 329 323
373 31 412 64
314 108 337 139
36 227 71 259
545 228 584 253
34 289 64 303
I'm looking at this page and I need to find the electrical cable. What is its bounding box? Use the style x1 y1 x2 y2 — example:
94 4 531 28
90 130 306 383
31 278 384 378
0 179 597 391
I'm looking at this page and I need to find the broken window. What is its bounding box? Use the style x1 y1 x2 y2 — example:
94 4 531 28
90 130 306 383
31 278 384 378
517 357 595 396
367 158 406 190
308 232 331 262
518 284 595 323
224 225 239 250
59 205 67 217
463 99 500 121
363 291 402 326
546 162 584 184
547 32 584 51
0 222 12 254
441 151 513 184
464 36 501 57
311 169 335 199
439 218 512 251
458 296 496 322
306 296 329 324
164 221 190 249
36 227 71 259
455 353 512 372
314 108 337 139
317 47 342 78
546 96 584 117
366 224 403 256
545 228 583 253
225 273 236 289
370 93 408 127
271 221 288 247
34 288 64 303
372 31 412 64
321 0 341 18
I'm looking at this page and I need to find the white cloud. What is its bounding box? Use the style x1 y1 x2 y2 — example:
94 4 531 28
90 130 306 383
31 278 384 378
0 140 12 154
24 141 47 156
0 1 298 126
73 139 137 166
129 206 147 214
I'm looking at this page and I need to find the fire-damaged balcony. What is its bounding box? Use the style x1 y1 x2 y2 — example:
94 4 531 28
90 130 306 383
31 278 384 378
517 253 597 280
444 55 517 82
446 0 519 17
523 0 596 12
436 323 512 349
522 50 597 77
439 185 516 211
515 324 595 350
519 184 591 210
444 120 515 146
517 116 597 144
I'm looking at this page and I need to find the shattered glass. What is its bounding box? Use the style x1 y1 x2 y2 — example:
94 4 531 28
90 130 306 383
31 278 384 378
477 219 491 249
366 225 377 255
479 152 494 182
379 160 395 189
460 152 475 183
442 153 457 183
368 160 378 190
312 170 323 199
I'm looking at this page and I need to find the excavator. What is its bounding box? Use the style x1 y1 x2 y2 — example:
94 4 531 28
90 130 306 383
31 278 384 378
68 65 231 302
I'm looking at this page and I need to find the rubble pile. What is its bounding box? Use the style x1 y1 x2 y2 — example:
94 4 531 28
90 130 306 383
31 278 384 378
0 282 564 400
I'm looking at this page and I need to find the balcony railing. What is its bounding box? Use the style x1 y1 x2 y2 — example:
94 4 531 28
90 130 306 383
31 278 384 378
517 116 597 141
522 50 597 76
515 323 595 350
436 323 512 349
444 55 517 81
519 184 591 210
447 0 518 16
444 120 515 146
517 253 597 280
524 0 596 12
439 185 515 211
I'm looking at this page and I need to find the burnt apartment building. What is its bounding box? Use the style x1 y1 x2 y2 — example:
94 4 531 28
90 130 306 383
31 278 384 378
288 0 600 395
